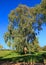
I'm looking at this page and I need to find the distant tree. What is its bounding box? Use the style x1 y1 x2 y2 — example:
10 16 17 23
0 45 3 49
4 0 46 53
42 46 46 51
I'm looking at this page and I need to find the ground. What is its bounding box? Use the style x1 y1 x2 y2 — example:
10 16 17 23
0 50 46 65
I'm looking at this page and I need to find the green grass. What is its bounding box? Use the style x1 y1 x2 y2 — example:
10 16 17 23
0 50 19 58
0 50 46 58
0 50 11 57
0 50 46 63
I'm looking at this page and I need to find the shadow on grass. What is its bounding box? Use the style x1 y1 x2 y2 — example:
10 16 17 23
0 57 3 60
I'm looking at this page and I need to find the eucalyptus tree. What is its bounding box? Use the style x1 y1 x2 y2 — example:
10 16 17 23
4 0 46 53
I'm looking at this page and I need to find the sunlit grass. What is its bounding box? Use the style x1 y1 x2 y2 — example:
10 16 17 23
0 50 19 58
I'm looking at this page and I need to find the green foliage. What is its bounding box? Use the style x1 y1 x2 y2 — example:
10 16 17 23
42 46 46 51
4 0 46 53
0 45 3 49
7 41 11 48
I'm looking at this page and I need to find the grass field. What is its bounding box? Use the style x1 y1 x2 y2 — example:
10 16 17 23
0 50 46 63
0 50 46 57
0 50 20 58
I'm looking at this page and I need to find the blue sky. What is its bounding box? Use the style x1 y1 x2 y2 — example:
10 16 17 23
0 0 46 49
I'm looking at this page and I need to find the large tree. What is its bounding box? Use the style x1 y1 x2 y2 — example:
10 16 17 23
4 0 46 53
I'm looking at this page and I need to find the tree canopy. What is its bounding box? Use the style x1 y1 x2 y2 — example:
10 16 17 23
4 0 46 53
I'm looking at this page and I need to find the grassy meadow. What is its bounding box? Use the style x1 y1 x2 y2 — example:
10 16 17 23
0 50 46 63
